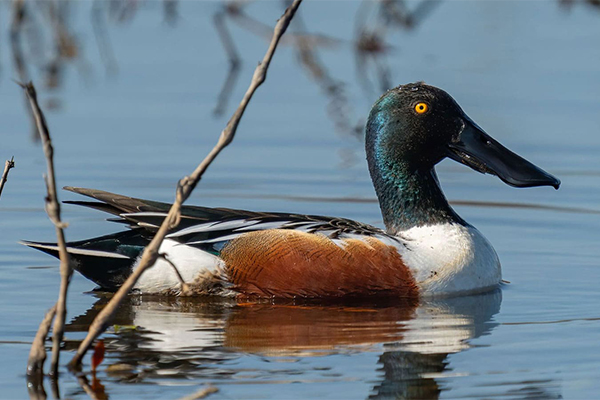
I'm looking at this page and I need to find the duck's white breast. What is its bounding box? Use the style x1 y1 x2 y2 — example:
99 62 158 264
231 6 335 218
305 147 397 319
398 223 501 297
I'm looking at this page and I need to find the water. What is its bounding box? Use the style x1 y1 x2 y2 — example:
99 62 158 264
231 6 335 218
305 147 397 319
1 0 599 398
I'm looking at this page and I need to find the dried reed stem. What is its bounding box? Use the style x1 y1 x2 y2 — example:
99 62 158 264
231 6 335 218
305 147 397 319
21 82 73 377
0 157 15 200
68 0 303 369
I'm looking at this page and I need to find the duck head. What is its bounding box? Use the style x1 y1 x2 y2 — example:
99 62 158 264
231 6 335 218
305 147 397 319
366 82 560 233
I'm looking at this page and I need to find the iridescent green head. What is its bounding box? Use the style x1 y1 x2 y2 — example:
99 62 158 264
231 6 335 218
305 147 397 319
366 82 560 233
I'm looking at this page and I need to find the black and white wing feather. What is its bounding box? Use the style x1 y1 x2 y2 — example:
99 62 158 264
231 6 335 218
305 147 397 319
63 187 401 251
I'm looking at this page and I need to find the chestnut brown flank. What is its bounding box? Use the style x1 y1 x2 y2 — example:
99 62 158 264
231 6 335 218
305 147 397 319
220 229 418 298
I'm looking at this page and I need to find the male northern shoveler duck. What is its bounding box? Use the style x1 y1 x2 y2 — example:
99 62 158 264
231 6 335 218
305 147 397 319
24 83 560 299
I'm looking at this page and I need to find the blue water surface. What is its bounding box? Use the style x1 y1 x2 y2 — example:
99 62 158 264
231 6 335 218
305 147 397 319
1 1 599 399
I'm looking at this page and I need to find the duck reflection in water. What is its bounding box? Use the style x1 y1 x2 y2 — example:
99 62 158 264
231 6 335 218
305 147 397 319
64 290 511 398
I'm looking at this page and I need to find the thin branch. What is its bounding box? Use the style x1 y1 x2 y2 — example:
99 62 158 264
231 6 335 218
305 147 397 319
20 82 73 377
163 0 179 26
291 11 362 140
26 305 56 400
228 4 340 48
158 253 191 295
213 1 343 117
91 0 118 76
0 157 15 200
10 0 39 142
213 8 241 116
68 0 303 369
27 304 57 377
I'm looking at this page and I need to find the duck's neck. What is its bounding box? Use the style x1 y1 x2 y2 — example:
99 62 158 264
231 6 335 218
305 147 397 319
368 161 463 234
366 121 464 235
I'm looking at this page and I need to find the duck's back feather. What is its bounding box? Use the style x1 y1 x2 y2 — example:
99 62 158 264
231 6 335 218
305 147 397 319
63 186 399 251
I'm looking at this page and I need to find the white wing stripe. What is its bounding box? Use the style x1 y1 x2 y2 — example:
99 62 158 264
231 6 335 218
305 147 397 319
234 221 292 232
121 212 168 218
23 242 130 259
167 219 259 238
186 234 242 244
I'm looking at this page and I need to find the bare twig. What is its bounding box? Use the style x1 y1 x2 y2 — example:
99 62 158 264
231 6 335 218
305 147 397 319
163 0 179 26
291 11 362 140
354 0 440 94
213 8 241 116
213 1 345 117
382 0 441 30
91 0 118 76
0 157 15 200
27 304 57 377
68 0 303 369
179 385 218 400
227 3 340 48
158 253 191 295
21 82 73 377
42 0 78 89
10 0 39 142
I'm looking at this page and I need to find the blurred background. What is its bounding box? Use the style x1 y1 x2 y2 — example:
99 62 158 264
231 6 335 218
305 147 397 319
1 1 600 399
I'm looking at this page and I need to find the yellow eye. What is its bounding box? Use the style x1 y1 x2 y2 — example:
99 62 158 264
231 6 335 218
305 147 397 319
414 102 428 114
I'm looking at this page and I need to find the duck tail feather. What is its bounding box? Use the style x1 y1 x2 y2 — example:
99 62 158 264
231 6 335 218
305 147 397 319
20 232 144 290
